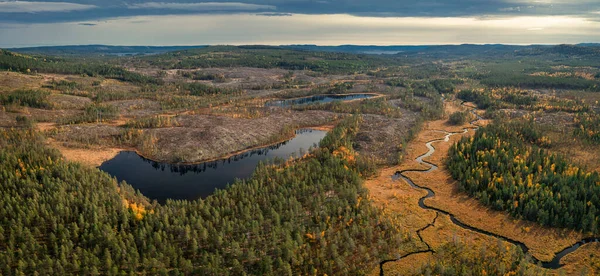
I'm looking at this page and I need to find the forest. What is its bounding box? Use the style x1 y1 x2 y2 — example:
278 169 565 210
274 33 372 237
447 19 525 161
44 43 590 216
0 89 51 109
478 73 600 92
447 121 600 233
1 44 600 275
0 50 160 85
137 46 395 74
0 118 404 275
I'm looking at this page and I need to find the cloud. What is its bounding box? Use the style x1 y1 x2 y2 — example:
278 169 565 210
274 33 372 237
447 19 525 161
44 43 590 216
258 12 292 17
0 0 599 24
127 2 276 11
2 13 598 48
499 6 534 12
0 1 96 13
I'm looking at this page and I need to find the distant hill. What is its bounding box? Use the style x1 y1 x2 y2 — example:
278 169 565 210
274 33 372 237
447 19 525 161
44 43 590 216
283 45 429 55
514 44 600 57
8 45 206 57
7 44 600 61
0 49 161 84
283 44 542 56
577 43 600 47
284 44 600 61
135 45 394 74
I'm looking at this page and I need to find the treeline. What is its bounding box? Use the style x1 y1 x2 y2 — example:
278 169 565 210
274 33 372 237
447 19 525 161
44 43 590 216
177 70 227 82
292 98 405 119
448 111 470 125
0 119 403 275
57 103 118 125
387 78 462 96
42 79 83 92
178 82 241 96
478 73 600 91
290 85 443 121
456 88 589 113
431 78 464 94
277 82 356 99
516 44 600 58
0 49 161 85
140 46 392 74
0 89 51 109
447 122 600 233
391 81 445 119
125 115 179 129
457 88 536 110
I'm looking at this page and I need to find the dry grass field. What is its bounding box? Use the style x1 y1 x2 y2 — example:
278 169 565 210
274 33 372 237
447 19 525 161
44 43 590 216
366 99 595 275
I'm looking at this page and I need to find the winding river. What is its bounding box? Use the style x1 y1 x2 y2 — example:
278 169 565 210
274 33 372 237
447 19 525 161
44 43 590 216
99 129 326 203
380 103 599 275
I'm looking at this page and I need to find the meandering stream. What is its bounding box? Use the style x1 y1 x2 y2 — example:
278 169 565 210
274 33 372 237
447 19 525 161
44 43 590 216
380 103 599 275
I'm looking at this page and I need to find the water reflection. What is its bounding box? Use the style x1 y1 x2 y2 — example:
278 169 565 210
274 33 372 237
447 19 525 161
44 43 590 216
99 129 326 203
266 93 375 107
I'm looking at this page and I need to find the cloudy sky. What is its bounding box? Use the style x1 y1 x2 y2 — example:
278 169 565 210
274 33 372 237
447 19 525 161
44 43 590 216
0 0 599 47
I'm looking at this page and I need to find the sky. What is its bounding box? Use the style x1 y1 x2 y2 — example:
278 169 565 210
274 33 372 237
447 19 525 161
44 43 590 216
0 0 599 47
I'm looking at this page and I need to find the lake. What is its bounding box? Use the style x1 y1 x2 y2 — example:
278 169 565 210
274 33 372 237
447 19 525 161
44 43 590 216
99 129 327 203
266 93 375 107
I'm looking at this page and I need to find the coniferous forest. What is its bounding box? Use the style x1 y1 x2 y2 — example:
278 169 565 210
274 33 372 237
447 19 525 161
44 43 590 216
0 119 403 275
2 44 600 275
448 122 600 233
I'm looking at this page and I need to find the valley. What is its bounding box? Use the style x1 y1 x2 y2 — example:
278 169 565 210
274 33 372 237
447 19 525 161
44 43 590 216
1 44 600 275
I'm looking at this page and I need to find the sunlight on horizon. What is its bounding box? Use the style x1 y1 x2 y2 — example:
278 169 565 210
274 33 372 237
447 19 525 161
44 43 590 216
1 13 599 47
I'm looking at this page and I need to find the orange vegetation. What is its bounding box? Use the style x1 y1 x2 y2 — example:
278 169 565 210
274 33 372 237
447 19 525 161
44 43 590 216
545 129 600 173
366 99 588 275
308 125 335 131
0 71 46 92
560 243 600 275
406 106 582 261
419 214 501 252
122 198 153 220
377 213 522 276
365 166 433 233
531 71 596 80
47 138 124 167
404 128 584 262
36 122 56 132
379 252 433 276
333 146 355 163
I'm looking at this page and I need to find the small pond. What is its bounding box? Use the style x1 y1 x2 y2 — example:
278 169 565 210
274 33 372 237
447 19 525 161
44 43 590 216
99 129 327 203
266 93 375 107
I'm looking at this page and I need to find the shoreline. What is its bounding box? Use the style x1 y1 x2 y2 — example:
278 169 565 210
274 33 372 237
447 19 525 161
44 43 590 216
50 124 334 168
268 92 385 103
130 124 332 166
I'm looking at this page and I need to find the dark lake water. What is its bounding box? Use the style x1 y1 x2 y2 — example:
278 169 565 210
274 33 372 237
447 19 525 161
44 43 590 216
99 129 327 203
266 93 375 107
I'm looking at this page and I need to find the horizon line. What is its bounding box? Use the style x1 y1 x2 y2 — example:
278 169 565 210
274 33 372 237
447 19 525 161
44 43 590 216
5 42 600 49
